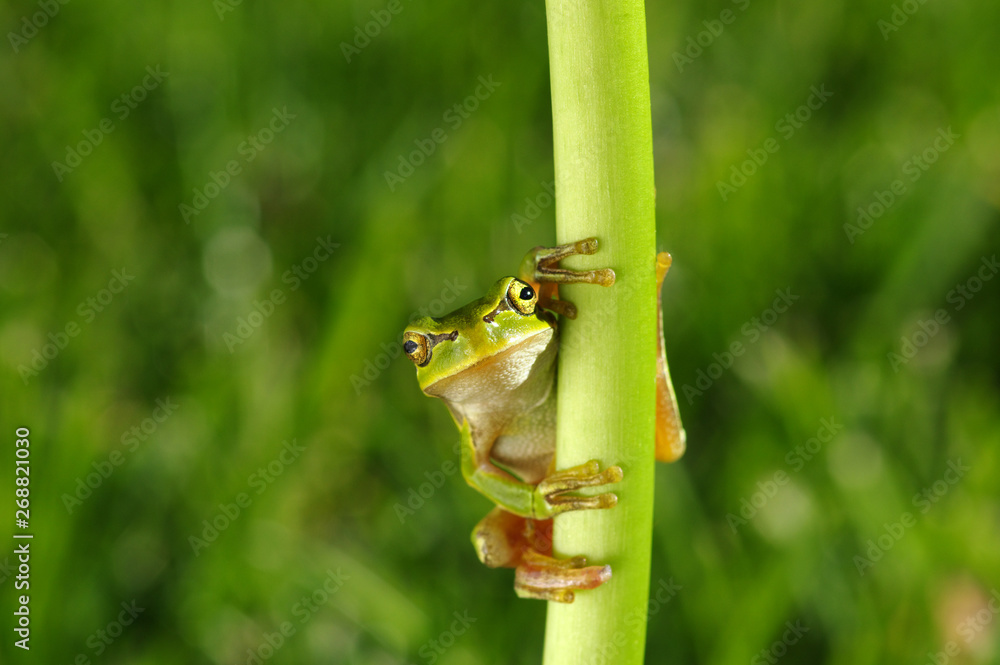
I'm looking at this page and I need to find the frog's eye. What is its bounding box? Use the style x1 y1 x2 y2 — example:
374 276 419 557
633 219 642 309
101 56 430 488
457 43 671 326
403 331 430 366
507 279 537 315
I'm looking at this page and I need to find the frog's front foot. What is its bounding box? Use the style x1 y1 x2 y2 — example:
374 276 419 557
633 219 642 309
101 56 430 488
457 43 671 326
514 550 612 603
533 460 624 519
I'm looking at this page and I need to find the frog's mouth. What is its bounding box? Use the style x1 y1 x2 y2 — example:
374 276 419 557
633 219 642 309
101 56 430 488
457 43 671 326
424 327 556 404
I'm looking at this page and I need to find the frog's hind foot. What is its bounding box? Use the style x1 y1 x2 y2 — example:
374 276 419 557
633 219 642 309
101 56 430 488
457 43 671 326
518 237 615 319
470 508 612 603
520 237 616 288
514 550 612 604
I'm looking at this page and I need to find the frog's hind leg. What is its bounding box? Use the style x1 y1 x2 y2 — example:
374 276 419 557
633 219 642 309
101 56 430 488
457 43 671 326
471 507 611 604
471 507 537 570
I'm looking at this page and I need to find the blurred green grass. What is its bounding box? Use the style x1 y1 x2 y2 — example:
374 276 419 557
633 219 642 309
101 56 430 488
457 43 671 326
1 0 999 663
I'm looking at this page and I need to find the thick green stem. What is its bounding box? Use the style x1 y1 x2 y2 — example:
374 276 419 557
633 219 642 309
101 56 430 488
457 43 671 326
542 0 657 663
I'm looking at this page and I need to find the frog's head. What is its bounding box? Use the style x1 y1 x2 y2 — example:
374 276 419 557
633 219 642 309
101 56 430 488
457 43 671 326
403 276 556 394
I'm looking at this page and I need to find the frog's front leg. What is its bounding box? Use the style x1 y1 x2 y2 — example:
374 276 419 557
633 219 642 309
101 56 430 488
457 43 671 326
518 237 615 319
458 421 622 520
471 507 612 604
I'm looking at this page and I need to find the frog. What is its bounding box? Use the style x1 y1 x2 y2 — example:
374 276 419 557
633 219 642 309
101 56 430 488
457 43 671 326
402 237 686 603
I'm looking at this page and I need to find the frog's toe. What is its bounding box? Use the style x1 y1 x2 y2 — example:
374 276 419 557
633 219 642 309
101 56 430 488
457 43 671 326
539 461 623 494
515 586 576 603
527 238 617 286
514 553 612 603
547 491 618 514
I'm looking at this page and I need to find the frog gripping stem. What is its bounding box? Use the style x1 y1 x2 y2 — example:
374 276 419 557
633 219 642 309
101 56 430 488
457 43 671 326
518 237 616 319
471 507 617 604
536 460 624 517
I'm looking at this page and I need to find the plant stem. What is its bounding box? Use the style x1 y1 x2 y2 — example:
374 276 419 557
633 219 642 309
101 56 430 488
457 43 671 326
541 0 658 663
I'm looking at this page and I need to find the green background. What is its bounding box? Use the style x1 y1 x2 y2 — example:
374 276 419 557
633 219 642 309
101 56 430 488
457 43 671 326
1 0 999 663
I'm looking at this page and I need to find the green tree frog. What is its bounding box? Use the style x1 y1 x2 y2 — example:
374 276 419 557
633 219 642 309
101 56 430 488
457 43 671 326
403 238 685 603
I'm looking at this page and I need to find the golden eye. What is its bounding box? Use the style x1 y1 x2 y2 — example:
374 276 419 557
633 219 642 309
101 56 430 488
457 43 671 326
506 279 537 315
403 331 430 366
